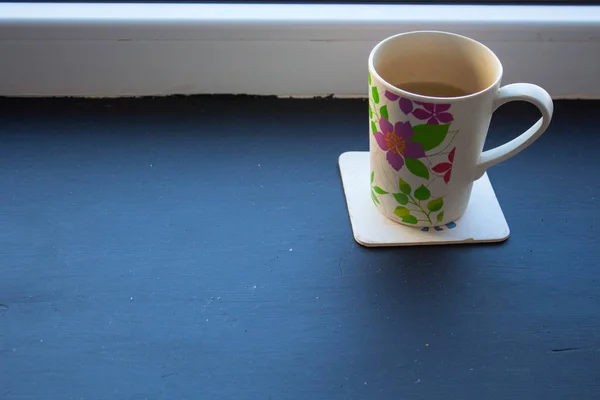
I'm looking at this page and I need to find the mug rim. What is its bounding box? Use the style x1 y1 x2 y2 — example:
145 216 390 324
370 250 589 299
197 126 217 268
368 30 504 102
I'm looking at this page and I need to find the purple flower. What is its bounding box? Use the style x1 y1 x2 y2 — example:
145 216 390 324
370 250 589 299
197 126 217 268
384 90 399 101
399 97 413 114
413 102 454 125
385 90 414 115
374 117 426 171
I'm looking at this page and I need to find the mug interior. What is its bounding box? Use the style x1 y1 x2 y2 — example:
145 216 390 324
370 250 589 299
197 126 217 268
370 31 502 98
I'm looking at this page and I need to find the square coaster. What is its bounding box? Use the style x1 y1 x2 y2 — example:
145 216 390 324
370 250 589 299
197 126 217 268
339 151 510 247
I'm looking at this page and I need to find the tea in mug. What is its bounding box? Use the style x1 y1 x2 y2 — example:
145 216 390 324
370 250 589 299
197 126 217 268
395 81 469 98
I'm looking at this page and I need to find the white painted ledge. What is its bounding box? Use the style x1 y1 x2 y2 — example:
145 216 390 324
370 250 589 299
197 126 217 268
0 3 599 98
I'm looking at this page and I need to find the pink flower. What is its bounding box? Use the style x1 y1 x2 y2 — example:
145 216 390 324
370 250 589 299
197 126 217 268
374 117 425 171
413 102 454 125
432 147 456 184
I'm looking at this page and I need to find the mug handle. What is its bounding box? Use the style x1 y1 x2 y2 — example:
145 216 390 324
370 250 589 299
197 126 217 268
473 83 553 180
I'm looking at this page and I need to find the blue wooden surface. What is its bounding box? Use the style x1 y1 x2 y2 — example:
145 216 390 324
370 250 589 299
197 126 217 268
0 97 598 399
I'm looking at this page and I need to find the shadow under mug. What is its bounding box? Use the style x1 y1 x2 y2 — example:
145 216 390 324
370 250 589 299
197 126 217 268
368 30 553 227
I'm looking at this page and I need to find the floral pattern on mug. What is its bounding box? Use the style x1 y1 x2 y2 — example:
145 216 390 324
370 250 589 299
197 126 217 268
413 102 454 125
369 81 460 226
384 90 413 115
385 92 454 124
432 147 456 184
374 117 425 171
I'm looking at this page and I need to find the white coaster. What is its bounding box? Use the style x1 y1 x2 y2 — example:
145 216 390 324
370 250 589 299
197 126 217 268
339 151 510 247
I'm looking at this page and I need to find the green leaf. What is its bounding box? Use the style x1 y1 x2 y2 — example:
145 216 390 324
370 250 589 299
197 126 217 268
393 206 410 218
398 178 411 194
370 171 374 183
411 124 450 151
368 71 372 86
371 190 380 205
436 211 444 222
393 193 409 205
380 105 389 120
371 121 377 135
371 86 380 104
414 185 431 201
369 105 373 119
373 186 388 194
402 215 418 224
427 197 444 212
405 158 430 180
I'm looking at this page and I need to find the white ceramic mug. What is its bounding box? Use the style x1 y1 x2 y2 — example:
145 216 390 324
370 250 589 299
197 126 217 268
368 31 553 227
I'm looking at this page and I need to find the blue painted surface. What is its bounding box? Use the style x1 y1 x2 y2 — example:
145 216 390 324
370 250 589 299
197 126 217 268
0 97 598 400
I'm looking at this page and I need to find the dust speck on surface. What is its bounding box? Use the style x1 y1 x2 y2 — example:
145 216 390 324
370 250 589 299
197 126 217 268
289 248 293 252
